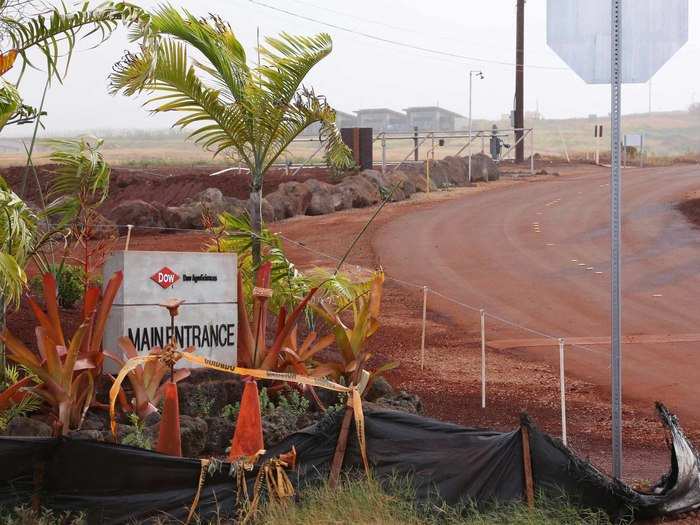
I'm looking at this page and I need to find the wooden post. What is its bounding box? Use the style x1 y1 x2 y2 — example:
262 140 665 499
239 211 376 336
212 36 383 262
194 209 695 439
329 405 354 488
521 425 535 509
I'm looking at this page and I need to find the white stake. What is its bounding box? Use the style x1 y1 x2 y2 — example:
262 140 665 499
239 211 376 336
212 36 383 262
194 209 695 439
420 286 428 370
559 337 567 446
480 309 486 408
125 224 134 251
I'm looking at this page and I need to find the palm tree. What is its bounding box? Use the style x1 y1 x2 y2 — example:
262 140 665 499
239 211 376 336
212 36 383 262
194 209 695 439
110 6 353 265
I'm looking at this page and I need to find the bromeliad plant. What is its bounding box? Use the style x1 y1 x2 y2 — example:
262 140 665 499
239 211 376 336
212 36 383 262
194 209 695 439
1 321 92 434
311 272 398 392
0 270 122 434
107 336 192 419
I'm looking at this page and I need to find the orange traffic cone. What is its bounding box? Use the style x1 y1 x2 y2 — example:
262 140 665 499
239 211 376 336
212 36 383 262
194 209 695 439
229 378 264 462
156 382 182 457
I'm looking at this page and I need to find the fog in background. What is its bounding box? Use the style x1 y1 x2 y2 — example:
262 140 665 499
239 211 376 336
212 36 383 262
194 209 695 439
2 0 699 137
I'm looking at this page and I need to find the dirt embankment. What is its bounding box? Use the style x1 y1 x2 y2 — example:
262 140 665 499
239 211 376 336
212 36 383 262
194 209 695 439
0 164 333 214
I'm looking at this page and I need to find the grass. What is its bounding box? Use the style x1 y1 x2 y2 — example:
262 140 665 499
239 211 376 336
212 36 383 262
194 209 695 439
1 477 612 525
253 477 614 525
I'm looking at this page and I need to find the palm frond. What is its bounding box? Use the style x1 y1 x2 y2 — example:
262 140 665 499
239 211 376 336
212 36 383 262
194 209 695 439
43 137 110 228
2 1 148 83
0 177 36 307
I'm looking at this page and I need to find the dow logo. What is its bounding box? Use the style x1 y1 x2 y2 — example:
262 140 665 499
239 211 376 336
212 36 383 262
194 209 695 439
150 267 180 289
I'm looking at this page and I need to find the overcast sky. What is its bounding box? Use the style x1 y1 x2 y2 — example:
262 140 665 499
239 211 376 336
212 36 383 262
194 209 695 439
3 0 699 137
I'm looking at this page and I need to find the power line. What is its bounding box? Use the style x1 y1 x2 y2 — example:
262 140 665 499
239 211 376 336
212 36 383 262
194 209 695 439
246 0 567 71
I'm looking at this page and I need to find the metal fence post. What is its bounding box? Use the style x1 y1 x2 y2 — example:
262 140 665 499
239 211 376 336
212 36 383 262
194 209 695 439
530 129 535 175
610 0 624 479
559 338 567 446
480 309 486 408
420 286 428 370
381 133 386 174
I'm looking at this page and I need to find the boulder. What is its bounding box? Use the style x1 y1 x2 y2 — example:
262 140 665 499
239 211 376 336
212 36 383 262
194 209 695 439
4 416 52 437
304 179 335 216
162 203 205 230
265 182 312 220
109 199 166 233
88 212 118 240
335 174 381 208
246 197 274 223
469 153 500 182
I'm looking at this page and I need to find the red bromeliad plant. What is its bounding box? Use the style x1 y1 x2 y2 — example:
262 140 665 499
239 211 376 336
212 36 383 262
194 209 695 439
26 271 123 375
0 271 123 434
2 322 91 434
107 336 192 419
237 262 323 372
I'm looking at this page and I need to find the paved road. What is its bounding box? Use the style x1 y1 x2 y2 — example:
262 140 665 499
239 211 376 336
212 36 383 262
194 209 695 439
374 165 700 424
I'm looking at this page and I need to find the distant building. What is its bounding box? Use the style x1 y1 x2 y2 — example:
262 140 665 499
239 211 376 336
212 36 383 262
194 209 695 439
301 109 357 136
335 110 357 129
354 108 409 133
404 106 465 132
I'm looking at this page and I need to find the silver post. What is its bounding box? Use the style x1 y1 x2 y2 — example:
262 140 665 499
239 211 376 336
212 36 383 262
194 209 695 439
381 133 386 174
468 71 473 183
468 70 484 183
611 0 623 480
480 309 486 408
559 338 567 446
530 129 535 175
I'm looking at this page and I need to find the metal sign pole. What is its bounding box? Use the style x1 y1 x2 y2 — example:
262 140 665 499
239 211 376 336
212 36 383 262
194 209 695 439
610 0 623 480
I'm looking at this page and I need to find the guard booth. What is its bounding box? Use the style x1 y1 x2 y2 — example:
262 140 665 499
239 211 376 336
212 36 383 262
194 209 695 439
340 127 373 170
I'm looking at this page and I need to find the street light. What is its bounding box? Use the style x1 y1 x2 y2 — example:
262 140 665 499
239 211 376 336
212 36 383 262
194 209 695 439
468 70 485 183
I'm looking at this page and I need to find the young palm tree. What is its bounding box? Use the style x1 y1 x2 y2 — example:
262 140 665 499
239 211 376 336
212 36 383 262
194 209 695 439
109 6 353 265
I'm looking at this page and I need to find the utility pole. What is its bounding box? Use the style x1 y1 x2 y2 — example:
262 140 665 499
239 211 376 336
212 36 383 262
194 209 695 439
468 70 484 183
515 0 525 163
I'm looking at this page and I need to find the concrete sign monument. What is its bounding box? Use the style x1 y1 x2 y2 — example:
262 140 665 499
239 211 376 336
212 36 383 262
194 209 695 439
104 251 237 369
547 0 688 84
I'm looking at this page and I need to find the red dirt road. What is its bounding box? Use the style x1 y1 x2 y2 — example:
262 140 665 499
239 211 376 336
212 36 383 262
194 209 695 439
374 164 700 431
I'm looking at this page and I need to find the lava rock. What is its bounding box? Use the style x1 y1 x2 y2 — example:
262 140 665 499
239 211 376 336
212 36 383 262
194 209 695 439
365 377 394 402
68 429 104 441
109 199 166 232
203 416 235 455
4 416 52 437
374 390 423 414
178 415 208 457
304 179 336 216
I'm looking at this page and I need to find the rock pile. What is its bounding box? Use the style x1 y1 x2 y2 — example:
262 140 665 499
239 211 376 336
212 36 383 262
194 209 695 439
105 154 500 231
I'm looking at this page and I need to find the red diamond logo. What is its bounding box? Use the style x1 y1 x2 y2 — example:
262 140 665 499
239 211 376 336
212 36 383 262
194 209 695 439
150 267 179 289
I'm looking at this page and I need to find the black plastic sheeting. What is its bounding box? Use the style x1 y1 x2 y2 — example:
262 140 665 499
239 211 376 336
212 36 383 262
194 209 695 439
1 403 699 524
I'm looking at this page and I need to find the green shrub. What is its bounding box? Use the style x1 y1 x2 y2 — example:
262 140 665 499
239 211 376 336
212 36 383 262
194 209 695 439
120 414 152 450
30 264 94 309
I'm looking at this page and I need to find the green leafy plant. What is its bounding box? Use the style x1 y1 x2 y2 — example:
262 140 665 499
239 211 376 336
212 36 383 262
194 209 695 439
120 413 152 450
312 272 398 393
110 5 353 266
221 402 240 423
277 388 310 420
0 364 41 431
30 263 86 310
191 387 214 418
